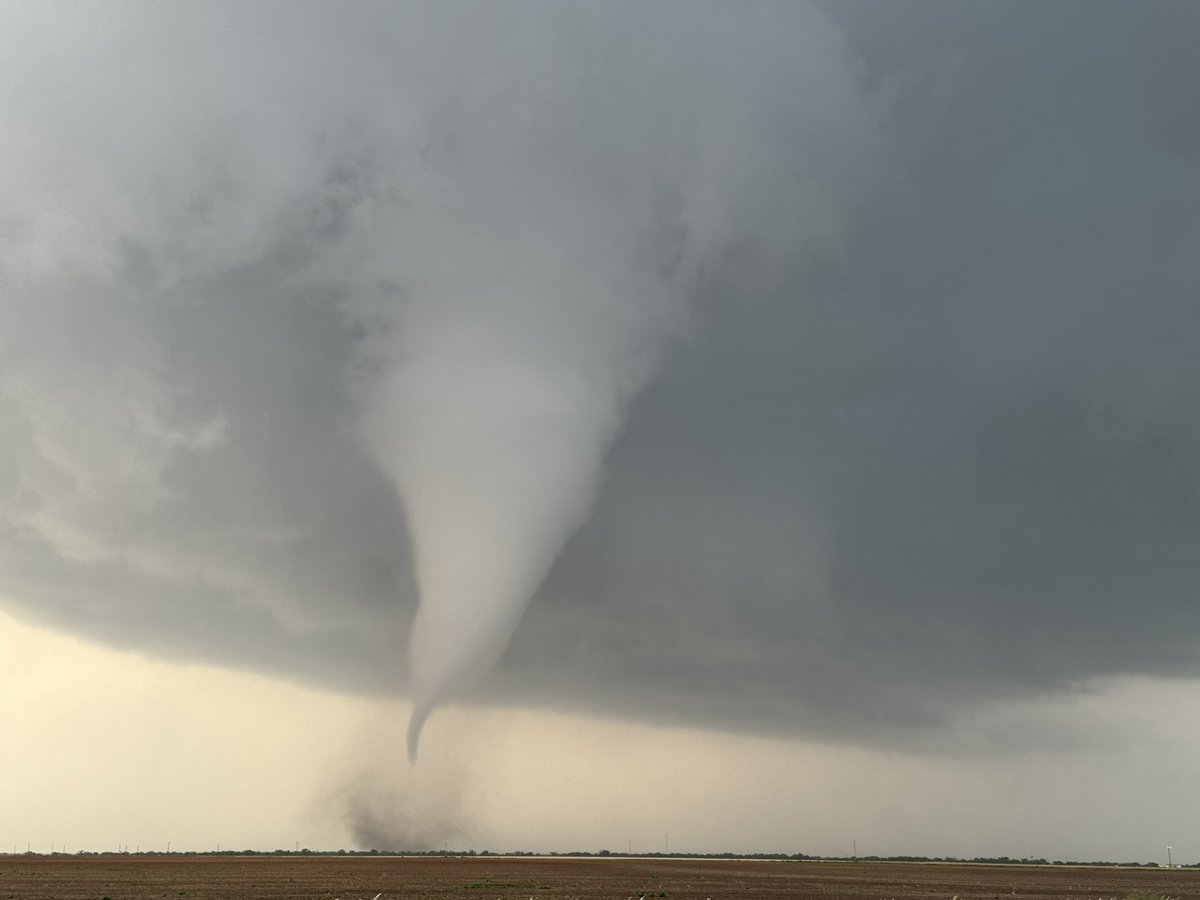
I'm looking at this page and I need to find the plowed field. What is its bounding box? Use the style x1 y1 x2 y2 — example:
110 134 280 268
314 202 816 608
2 855 1197 900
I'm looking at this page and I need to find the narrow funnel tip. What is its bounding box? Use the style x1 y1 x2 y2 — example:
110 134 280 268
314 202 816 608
406 702 430 764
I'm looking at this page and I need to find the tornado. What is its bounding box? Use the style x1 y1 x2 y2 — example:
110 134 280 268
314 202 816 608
364 263 672 761
349 2 876 759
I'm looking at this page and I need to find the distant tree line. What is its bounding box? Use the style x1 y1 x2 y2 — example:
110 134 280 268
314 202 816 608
13 849 1188 867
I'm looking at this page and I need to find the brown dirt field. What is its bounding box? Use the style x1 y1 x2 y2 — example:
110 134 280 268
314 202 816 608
1 855 1198 900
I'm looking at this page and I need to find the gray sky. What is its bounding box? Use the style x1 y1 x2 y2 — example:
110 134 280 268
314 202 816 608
1 0 1199 858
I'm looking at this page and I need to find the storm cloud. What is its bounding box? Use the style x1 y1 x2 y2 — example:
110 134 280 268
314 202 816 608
2 0 1198 757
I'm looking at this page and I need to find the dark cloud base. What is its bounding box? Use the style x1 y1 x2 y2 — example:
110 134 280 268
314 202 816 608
1 1 1198 753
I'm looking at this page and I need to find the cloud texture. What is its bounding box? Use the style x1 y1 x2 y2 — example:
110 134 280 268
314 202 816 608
2 1 1199 753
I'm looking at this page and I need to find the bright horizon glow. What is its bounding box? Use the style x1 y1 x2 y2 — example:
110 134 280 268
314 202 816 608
1 606 1197 865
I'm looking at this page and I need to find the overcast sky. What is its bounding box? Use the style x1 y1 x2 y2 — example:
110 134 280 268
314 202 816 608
2 0 1199 859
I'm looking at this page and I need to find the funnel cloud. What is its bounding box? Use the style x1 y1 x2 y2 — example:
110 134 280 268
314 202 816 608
348 3 878 755
1 0 1199 769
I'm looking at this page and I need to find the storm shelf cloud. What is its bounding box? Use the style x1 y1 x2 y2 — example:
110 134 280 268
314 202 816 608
1 0 1199 760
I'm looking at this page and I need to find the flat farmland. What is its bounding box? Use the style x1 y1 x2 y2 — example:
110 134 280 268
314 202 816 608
3 855 1199 900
